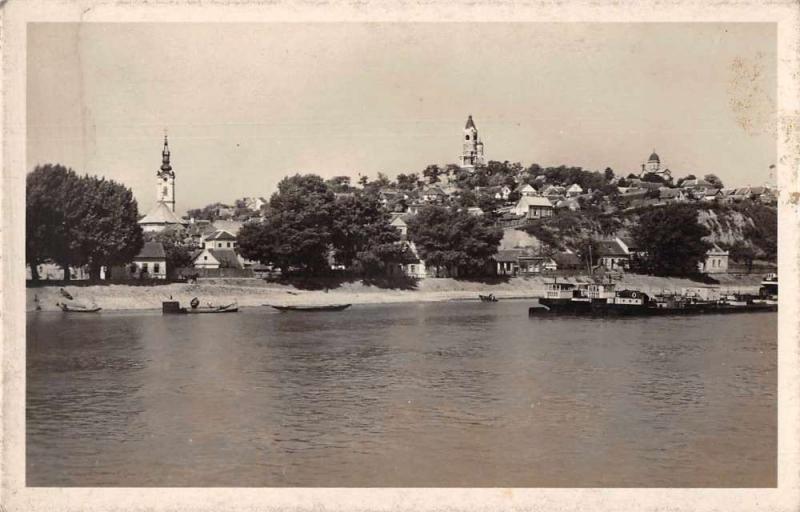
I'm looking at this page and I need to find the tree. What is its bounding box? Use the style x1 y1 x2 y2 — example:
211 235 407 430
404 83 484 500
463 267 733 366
26 165 143 281
641 172 668 184
144 229 195 277
70 176 144 279
631 204 711 276
422 164 443 184
704 174 724 189
26 164 78 280
326 176 354 193
604 167 615 182
407 205 502 277
330 193 403 272
676 174 697 188
238 174 336 274
396 173 420 191
729 241 756 273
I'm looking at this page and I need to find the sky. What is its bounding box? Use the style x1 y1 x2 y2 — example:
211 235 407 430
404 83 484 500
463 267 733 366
28 23 777 215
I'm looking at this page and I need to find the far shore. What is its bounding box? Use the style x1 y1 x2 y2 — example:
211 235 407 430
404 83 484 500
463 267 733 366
27 273 767 313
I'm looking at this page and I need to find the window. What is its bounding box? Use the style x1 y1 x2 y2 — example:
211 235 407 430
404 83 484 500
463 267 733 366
162 186 168 196
203 256 208 261
154 263 160 274
465 135 470 140
141 263 148 272
227 242 231 248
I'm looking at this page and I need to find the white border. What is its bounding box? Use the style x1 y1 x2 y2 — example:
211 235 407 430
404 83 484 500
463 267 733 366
2 1 799 511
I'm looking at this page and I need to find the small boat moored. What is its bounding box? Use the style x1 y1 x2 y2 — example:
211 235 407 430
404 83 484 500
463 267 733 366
57 302 102 313
479 294 498 302
271 304 351 312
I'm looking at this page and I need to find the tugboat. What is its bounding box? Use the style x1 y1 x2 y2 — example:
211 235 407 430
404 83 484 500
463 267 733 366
529 280 776 317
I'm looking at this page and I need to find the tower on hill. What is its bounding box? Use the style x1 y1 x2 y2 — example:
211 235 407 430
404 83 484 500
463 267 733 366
460 115 485 169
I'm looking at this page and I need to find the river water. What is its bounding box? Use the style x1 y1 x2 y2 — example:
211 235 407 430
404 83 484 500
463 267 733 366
27 301 776 487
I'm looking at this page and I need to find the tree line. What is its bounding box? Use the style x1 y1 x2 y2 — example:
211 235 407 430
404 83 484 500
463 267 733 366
236 174 503 277
26 164 143 280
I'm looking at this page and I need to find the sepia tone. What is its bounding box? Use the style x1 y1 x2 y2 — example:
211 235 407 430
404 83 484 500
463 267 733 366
3 1 800 511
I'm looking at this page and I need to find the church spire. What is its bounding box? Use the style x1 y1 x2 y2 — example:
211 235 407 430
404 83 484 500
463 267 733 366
160 132 172 173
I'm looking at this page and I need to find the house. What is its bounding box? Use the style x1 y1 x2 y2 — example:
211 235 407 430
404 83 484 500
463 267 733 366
212 220 244 236
516 184 537 197
703 188 723 201
202 230 238 250
493 248 557 276
386 241 428 278
658 187 687 202
406 202 424 215
421 186 446 203
698 244 729 274
193 247 245 270
555 198 581 211
595 239 630 271
494 249 522 276
243 197 267 211
497 185 512 200
566 183 584 197
513 196 554 219
541 185 565 201
390 213 412 239
128 241 167 279
466 207 484 216
552 250 583 270
619 188 649 203
616 236 645 261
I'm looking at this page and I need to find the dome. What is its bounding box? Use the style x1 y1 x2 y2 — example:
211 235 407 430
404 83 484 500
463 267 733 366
648 151 660 163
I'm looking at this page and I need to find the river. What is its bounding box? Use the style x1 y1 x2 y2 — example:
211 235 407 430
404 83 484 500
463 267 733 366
26 301 776 487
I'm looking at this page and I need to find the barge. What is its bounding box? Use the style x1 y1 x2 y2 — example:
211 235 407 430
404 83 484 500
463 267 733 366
529 279 777 317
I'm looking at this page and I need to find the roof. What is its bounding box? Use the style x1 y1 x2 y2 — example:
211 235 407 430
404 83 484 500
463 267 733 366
205 229 237 241
494 249 527 262
566 183 583 191
212 220 243 235
659 188 683 198
596 239 629 257
465 115 476 129
516 196 553 209
552 251 582 267
139 201 183 226
648 151 660 163
202 249 244 269
135 241 166 260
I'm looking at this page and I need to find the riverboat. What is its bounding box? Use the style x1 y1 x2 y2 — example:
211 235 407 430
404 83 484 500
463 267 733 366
529 281 777 317
271 304 351 312
162 300 239 314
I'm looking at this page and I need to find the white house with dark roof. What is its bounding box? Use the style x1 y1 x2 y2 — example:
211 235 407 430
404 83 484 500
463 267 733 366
192 247 245 270
698 244 729 274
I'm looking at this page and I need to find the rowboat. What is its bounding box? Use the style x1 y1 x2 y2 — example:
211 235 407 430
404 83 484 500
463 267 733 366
162 300 239 314
58 302 102 313
271 304 351 312
478 294 498 302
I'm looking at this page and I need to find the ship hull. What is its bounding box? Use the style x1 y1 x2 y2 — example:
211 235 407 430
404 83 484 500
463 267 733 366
531 298 777 317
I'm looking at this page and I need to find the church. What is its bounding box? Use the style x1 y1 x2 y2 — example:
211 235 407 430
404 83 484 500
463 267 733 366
460 115 485 169
639 149 671 179
138 135 185 233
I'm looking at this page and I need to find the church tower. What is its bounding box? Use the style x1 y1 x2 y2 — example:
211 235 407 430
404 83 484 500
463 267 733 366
460 115 485 169
156 134 175 212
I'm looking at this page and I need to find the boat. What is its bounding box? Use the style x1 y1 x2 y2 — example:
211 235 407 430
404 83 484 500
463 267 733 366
271 304 351 312
57 302 102 313
529 281 777 317
162 300 239 314
479 294 498 302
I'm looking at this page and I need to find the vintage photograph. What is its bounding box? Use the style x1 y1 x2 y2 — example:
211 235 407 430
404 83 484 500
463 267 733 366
23 21 779 489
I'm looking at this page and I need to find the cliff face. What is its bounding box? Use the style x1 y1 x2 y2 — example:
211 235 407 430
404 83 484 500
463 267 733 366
696 209 754 246
519 203 776 259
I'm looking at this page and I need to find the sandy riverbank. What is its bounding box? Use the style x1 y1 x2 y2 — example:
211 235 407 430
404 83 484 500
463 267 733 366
26 273 766 312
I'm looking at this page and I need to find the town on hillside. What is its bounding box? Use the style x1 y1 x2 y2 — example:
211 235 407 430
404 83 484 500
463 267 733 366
26 116 778 284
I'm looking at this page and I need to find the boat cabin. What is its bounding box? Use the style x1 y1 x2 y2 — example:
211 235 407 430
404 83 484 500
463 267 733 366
544 282 576 300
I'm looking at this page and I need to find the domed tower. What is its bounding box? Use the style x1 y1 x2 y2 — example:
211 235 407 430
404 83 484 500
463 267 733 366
645 150 660 174
460 115 485 169
156 134 175 212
